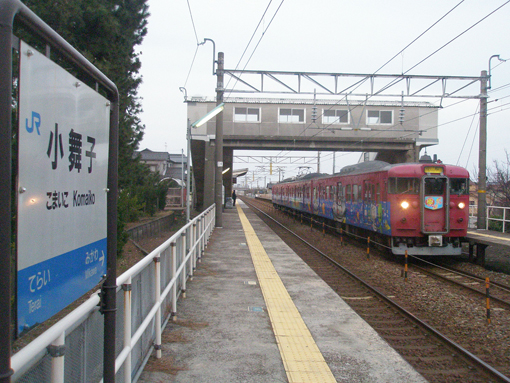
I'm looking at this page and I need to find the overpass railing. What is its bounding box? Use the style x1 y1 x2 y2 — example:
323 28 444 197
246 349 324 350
12 205 215 382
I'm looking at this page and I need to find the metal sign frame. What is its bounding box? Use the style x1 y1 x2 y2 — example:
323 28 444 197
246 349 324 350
0 0 119 381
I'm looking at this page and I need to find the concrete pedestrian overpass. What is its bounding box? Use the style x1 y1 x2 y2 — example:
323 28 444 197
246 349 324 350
187 97 439 210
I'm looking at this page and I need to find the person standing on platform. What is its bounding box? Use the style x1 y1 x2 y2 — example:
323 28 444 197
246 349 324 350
232 190 237 206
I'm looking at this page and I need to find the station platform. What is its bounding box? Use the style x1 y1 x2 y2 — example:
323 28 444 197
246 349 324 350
467 229 510 247
139 200 426 383
466 229 510 265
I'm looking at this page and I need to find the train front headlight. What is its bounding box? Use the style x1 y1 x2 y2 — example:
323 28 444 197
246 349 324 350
401 201 409 209
458 202 466 209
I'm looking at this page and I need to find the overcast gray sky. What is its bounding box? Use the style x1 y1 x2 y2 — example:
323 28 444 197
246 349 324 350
137 0 510 185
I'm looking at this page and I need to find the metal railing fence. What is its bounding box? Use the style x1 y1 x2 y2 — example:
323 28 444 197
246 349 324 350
12 204 215 382
469 205 510 232
486 206 510 233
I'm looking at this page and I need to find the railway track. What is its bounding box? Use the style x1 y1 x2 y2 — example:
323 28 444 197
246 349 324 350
409 258 510 310
243 197 510 383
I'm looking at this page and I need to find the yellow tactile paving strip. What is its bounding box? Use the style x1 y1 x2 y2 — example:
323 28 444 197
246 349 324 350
236 204 336 383
469 231 510 242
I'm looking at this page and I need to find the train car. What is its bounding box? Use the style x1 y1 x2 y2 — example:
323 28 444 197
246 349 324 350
272 159 469 256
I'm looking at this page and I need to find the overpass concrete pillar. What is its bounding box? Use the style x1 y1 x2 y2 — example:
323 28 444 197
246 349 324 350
223 148 233 201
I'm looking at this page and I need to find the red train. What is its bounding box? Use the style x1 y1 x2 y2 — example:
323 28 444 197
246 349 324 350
271 159 470 256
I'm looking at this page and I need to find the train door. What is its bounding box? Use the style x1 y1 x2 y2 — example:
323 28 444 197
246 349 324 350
312 183 318 214
334 182 345 221
362 180 370 225
421 176 450 234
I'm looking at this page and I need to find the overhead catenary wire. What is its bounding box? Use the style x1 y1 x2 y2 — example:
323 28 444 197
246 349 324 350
309 1 508 141
182 0 204 88
226 0 286 98
183 45 200 88
282 1 510 174
224 0 274 93
186 0 200 45
282 90 510 176
271 0 468 160
456 103 479 166
223 2 509 179
374 0 510 96
466 123 479 170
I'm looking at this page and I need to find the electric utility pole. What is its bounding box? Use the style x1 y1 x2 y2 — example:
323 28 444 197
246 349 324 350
215 52 224 227
477 70 488 229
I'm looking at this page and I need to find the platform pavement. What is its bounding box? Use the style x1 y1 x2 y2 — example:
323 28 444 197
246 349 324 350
138 200 426 382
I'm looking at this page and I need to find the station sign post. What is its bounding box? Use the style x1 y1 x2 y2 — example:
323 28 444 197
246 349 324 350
16 41 110 336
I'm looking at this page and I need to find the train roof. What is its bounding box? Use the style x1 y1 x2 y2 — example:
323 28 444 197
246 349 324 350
339 161 469 177
276 172 328 185
274 160 469 186
337 160 390 175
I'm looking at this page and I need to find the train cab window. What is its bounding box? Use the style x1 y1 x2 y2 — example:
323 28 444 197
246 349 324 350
388 177 419 194
450 178 469 195
346 185 351 202
425 178 446 195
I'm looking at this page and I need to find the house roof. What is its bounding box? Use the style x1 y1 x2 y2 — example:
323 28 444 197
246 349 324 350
169 154 187 164
137 149 187 163
164 167 186 180
137 149 169 161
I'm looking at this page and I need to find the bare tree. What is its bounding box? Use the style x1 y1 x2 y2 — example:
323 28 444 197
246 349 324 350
488 150 510 206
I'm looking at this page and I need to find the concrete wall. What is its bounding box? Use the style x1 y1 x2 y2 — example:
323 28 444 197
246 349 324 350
189 99 438 145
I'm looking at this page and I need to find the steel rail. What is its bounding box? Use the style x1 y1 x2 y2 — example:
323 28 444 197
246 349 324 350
422 258 510 292
244 197 510 383
408 261 510 309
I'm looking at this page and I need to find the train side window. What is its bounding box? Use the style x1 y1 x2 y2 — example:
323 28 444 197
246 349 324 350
450 178 469 195
326 186 330 199
346 185 351 202
358 185 362 201
376 183 380 203
353 185 358 202
389 177 419 194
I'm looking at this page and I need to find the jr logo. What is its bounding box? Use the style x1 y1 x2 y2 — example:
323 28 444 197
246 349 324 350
26 111 41 135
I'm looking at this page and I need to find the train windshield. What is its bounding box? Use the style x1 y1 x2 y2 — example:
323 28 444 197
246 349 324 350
424 177 446 195
388 177 419 194
450 178 469 195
